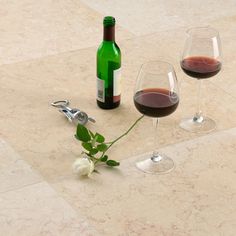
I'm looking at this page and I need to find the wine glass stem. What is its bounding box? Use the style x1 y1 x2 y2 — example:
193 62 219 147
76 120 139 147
194 79 203 122
151 118 162 162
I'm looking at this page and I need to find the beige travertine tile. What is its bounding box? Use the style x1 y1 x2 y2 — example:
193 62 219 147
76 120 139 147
52 128 236 236
0 138 97 234
0 181 98 236
0 139 42 193
0 0 133 65
0 2 235 235
81 0 236 36
0 27 235 181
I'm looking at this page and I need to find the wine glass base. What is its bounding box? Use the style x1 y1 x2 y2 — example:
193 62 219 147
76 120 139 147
180 116 216 133
136 154 175 174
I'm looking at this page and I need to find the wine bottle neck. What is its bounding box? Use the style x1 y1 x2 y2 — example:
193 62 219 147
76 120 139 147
103 26 115 41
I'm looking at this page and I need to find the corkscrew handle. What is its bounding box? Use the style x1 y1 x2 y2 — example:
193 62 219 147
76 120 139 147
51 100 95 125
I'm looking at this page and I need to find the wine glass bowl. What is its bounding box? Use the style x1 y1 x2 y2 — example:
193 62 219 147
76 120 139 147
133 61 179 174
134 88 179 118
179 27 222 133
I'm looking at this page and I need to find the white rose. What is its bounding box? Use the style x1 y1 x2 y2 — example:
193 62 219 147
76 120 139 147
72 157 95 177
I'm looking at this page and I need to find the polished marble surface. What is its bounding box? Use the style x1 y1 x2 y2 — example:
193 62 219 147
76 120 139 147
0 0 235 235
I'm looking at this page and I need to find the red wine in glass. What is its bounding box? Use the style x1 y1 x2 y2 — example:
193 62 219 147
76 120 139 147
134 88 179 117
181 56 222 79
179 27 222 133
133 61 179 174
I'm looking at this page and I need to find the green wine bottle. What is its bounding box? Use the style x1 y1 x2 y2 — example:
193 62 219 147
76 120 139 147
96 16 121 109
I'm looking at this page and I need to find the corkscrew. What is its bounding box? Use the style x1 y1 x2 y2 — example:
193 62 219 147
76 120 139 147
51 100 95 125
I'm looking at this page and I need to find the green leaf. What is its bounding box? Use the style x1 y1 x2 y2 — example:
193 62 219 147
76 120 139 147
90 148 98 155
95 133 105 143
100 155 108 162
82 142 93 151
89 130 95 138
106 160 120 167
76 124 91 142
97 143 108 152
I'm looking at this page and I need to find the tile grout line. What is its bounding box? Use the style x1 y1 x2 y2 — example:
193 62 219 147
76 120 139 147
0 178 100 234
0 139 100 233
155 126 236 151
48 126 236 184
0 25 187 68
121 126 236 166
0 6 234 68
0 180 43 195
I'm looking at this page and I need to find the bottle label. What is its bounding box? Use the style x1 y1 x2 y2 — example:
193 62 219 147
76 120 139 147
97 77 105 102
113 68 121 102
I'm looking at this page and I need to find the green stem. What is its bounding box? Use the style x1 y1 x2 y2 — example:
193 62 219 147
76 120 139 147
84 152 99 161
93 115 144 165
105 115 144 153
94 160 100 165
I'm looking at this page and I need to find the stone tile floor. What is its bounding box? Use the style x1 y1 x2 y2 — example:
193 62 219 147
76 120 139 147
0 1 235 235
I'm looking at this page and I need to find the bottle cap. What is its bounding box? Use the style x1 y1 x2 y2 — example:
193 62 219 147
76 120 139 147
103 16 115 27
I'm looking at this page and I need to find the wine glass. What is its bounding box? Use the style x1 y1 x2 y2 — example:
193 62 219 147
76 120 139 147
133 61 179 174
180 27 222 133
